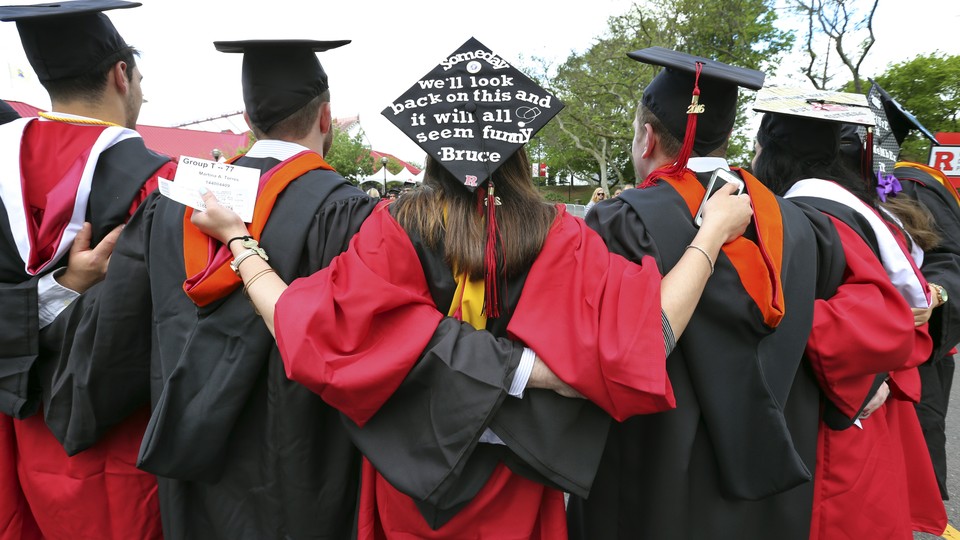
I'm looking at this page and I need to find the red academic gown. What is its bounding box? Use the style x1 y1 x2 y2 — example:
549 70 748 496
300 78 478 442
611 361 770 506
806 216 945 539
275 204 674 539
0 118 174 540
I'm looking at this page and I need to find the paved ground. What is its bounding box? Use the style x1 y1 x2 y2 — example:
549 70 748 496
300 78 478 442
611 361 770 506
916 358 959 539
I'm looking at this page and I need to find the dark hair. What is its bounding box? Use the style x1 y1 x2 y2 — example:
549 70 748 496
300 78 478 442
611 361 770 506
753 136 939 250
42 46 138 104
637 103 728 159
753 136 871 199
252 90 328 141
392 146 557 280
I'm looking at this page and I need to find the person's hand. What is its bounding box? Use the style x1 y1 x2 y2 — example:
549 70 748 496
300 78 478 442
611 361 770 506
527 356 585 399
912 306 933 326
859 381 890 420
190 188 249 246
912 283 944 326
56 222 122 293
699 183 753 244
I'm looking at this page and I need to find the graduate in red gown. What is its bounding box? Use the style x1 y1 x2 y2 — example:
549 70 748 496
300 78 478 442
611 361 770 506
0 1 174 538
752 92 947 538
839 82 960 502
189 37 753 539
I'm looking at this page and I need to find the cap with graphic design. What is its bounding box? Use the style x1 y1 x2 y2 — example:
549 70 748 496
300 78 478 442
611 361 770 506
381 37 563 191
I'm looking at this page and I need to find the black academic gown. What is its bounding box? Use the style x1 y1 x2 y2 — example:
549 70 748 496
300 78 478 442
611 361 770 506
0 133 170 419
42 154 376 540
568 170 846 540
895 164 960 499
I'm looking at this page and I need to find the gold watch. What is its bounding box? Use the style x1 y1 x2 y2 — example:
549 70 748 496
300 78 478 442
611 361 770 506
932 283 948 305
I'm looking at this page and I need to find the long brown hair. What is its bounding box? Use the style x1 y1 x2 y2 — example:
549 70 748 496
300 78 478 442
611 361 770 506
881 197 941 251
392 147 557 279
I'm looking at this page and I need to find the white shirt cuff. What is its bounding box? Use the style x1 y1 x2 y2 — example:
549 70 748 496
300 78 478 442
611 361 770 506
38 270 80 328
508 347 536 398
479 347 538 446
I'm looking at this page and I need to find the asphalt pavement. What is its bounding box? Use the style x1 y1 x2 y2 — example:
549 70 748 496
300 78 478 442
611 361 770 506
916 357 959 539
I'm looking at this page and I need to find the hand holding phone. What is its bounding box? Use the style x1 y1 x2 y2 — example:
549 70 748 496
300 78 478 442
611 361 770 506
694 168 746 227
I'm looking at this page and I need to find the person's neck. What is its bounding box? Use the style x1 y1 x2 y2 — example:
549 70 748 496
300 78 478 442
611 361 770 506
50 98 125 127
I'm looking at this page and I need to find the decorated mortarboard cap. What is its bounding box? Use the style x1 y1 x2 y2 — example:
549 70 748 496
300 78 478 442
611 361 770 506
382 37 563 191
0 0 139 83
0 100 18 125
841 82 937 174
870 80 937 145
629 47 765 157
754 86 874 164
214 39 350 134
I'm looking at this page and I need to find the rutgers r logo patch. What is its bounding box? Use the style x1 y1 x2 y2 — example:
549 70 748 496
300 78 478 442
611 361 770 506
464 175 478 187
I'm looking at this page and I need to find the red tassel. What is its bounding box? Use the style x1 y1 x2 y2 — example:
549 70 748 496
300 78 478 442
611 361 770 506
482 181 502 319
641 62 704 188
863 127 874 185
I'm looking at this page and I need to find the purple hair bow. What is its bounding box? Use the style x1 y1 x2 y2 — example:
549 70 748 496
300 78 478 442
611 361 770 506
877 170 902 203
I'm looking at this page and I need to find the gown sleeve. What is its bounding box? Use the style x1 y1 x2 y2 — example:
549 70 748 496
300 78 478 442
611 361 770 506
806 216 931 419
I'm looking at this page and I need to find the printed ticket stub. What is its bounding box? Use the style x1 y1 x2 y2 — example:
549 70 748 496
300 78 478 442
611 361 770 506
159 156 259 222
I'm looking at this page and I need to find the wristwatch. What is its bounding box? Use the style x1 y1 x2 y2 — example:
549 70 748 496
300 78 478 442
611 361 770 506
230 238 269 275
932 283 948 305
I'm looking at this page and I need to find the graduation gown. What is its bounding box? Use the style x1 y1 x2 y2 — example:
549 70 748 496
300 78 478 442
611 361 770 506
791 183 946 538
41 150 376 539
0 117 173 540
568 168 881 540
894 162 960 499
274 203 674 539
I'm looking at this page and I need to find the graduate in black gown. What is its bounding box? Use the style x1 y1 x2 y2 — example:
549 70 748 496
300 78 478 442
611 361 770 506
0 1 174 538
567 49 874 540
45 39 377 539
839 82 960 500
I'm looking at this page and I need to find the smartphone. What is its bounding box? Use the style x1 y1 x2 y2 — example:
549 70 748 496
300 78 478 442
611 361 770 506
694 168 745 227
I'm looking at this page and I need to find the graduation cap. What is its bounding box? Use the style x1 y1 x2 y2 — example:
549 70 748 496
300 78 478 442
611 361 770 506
627 47 763 185
871 80 937 145
0 0 139 83
214 39 350 134
0 100 18 125
753 86 875 164
842 81 939 174
381 37 564 191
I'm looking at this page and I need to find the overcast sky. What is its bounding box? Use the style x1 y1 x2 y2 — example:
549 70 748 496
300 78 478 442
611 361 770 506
1 0 957 164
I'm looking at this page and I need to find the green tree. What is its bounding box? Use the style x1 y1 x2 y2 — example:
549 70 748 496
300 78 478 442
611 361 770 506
868 53 960 163
325 125 375 183
544 0 792 194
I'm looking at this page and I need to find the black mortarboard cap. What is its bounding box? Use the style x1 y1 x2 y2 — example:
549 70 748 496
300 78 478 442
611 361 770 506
0 0 139 83
214 39 350 134
840 82 937 174
0 100 18 125
381 37 564 191
754 86 874 164
870 80 937 146
628 47 765 156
